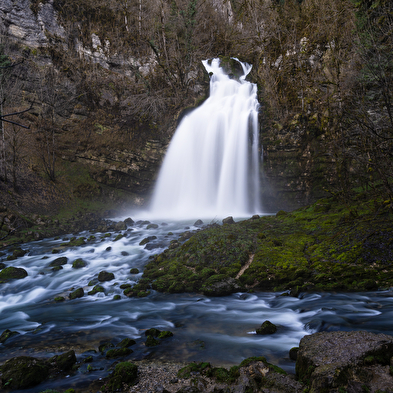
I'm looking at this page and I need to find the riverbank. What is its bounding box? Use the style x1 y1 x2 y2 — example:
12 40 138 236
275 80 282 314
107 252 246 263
142 193 393 295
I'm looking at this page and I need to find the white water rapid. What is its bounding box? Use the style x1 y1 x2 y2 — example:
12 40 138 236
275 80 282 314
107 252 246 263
149 58 260 219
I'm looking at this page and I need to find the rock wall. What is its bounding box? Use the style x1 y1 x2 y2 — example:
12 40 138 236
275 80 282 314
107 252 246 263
0 0 329 212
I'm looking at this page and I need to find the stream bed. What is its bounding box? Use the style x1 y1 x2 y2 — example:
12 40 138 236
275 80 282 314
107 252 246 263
1 219 393 391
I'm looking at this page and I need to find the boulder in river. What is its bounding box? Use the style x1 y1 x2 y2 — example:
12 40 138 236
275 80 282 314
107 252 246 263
49 350 77 372
98 270 115 282
48 256 68 267
256 320 277 335
0 329 20 344
296 331 393 392
0 266 28 282
69 288 84 299
72 258 87 268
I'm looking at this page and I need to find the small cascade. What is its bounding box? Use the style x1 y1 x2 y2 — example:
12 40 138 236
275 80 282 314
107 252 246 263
149 58 261 219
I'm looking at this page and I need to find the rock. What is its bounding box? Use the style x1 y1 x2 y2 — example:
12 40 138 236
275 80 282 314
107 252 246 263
117 338 136 348
194 219 204 226
256 320 277 335
0 262 6 269
233 357 303 393
0 329 20 344
0 266 28 282
106 347 133 358
296 331 393 392
99 342 114 352
50 350 77 371
125 217 134 226
88 285 105 295
0 356 50 389
48 256 68 267
222 216 235 224
105 362 138 391
113 294 121 300
114 233 124 241
146 335 160 347
69 288 84 299
145 328 161 337
202 277 242 296
114 221 127 230
12 248 28 258
147 223 159 229
289 347 299 361
54 296 65 302
98 270 115 281
139 236 157 245
158 331 174 339
72 258 87 268
130 268 139 274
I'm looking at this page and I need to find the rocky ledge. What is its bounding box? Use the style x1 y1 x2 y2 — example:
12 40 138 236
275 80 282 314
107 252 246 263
1 331 393 392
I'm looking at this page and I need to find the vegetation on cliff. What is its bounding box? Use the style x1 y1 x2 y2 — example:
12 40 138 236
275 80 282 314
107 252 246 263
0 0 391 215
142 193 393 295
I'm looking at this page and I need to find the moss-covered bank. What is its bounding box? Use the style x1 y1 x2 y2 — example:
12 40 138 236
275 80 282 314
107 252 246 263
142 194 393 295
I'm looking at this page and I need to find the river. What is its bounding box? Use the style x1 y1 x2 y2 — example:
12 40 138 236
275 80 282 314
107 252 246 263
1 219 393 391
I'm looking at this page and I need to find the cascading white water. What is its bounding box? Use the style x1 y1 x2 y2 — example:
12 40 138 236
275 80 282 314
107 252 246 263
149 58 261 219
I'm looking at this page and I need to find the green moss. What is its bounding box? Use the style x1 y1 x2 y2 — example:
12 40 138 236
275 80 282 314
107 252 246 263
140 194 393 294
88 285 105 295
105 362 138 390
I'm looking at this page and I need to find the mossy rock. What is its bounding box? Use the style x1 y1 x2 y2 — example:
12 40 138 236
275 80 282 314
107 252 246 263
1 356 50 389
98 342 113 353
98 270 115 281
106 362 138 391
130 268 139 274
48 257 68 267
54 296 65 302
114 234 124 241
105 347 133 358
64 237 86 247
145 335 160 347
117 338 136 348
139 236 157 246
256 320 277 335
147 223 159 229
178 362 212 379
0 329 20 344
69 288 84 299
12 248 28 258
145 328 161 337
120 283 131 289
158 331 173 339
0 266 28 282
0 262 6 270
113 294 121 300
72 258 87 269
88 285 105 295
50 350 77 371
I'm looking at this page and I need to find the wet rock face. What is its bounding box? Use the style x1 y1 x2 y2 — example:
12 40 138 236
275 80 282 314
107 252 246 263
296 331 393 392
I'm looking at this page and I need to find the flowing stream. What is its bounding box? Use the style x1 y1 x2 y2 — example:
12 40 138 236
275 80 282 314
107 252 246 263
1 221 393 391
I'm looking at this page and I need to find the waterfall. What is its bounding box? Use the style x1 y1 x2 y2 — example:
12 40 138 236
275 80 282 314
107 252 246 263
149 58 261 219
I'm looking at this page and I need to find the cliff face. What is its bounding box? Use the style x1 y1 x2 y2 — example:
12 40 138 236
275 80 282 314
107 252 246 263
0 0 64 48
0 0 361 213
